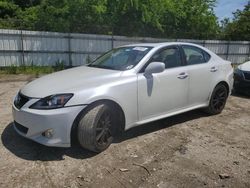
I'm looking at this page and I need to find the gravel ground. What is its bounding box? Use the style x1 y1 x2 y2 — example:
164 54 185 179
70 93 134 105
0 75 250 188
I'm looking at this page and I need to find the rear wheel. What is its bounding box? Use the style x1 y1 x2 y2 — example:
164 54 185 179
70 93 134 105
205 84 228 115
77 103 116 153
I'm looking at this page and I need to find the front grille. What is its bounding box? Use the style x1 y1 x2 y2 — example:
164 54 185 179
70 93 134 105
14 121 28 134
14 93 30 109
243 72 250 81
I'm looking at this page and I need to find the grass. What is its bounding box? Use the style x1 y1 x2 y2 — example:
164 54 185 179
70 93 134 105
0 62 65 76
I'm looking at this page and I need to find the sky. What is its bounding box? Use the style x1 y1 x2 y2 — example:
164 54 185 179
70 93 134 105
214 0 248 21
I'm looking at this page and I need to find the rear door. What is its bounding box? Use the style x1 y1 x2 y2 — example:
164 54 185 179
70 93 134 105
181 45 216 106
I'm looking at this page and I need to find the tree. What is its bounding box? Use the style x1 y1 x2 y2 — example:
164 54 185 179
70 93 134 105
0 1 20 18
67 0 108 33
33 0 70 32
12 0 41 8
17 6 39 30
161 0 219 39
0 0 21 29
222 1 250 40
106 0 167 36
0 0 230 40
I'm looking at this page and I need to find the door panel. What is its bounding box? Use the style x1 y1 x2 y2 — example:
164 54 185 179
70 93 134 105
181 45 215 106
186 64 212 105
137 67 188 121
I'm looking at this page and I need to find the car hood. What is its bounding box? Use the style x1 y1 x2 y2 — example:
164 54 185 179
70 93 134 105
21 66 122 98
238 61 250 72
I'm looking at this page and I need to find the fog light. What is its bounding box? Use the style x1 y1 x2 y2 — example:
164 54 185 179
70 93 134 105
42 129 54 138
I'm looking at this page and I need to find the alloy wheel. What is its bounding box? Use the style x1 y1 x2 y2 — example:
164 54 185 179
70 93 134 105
95 111 113 146
211 87 227 111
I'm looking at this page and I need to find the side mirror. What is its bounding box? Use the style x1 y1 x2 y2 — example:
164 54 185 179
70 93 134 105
144 62 165 75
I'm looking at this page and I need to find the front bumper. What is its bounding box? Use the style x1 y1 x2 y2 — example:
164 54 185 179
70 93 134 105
12 102 85 147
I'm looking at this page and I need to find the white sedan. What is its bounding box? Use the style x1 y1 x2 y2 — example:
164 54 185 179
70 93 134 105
12 42 234 152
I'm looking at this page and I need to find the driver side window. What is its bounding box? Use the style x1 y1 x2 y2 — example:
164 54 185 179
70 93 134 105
150 47 182 69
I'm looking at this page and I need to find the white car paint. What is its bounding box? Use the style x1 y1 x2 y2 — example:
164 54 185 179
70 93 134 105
238 61 250 71
12 42 234 147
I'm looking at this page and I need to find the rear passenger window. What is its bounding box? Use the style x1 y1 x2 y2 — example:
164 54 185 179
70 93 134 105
203 51 211 62
182 45 210 65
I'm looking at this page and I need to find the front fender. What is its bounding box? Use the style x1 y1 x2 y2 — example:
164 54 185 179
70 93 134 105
66 76 138 130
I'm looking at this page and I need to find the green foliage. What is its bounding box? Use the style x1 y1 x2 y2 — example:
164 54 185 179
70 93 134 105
6 64 18 74
221 2 250 41
34 0 70 32
0 0 249 40
0 1 21 29
106 0 166 36
17 6 39 30
12 0 41 8
1 60 66 75
161 0 219 39
0 1 20 18
54 60 65 71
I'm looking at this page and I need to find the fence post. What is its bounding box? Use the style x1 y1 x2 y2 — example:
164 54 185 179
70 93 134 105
111 34 114 49
68 33 72 67
203 40 206 47
20 30 25 66
248 42 250 60
226 40 230 60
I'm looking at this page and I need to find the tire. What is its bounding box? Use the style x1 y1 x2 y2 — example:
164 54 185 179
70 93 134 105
77 103 116 153
204 84 228 115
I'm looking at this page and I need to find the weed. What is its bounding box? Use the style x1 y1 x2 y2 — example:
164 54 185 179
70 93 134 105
0 60 66 75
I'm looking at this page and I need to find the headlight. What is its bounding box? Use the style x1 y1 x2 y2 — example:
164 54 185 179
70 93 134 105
30 94 73 109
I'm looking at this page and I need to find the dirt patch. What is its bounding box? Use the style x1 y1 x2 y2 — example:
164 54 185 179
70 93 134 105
0 75 250 188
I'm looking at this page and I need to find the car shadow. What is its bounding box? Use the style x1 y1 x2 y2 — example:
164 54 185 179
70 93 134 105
1 109 205 161
114 109 205 143
1 123 96 161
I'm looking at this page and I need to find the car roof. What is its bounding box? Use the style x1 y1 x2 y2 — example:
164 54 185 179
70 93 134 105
121 42 221 61
122 42 217 57
122 42 202 48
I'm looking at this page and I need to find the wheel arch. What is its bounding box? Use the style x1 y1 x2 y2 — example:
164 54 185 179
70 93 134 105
204 80 230 115
215 81 230 95
208 80 230 105
70 99 126 145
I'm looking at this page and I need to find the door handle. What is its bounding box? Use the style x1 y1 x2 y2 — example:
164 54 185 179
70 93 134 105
210 66 218 72
177 72 189 79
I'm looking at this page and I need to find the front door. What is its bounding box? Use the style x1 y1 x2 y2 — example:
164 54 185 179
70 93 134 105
137 46 189 122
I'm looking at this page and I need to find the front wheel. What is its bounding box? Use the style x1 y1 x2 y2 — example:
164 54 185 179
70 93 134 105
204 84 228 115
77 103 116 153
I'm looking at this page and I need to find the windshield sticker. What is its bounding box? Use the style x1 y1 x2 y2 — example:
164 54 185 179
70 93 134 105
133 47 148 51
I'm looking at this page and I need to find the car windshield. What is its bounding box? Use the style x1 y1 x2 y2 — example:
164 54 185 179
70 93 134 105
88 46 152 71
